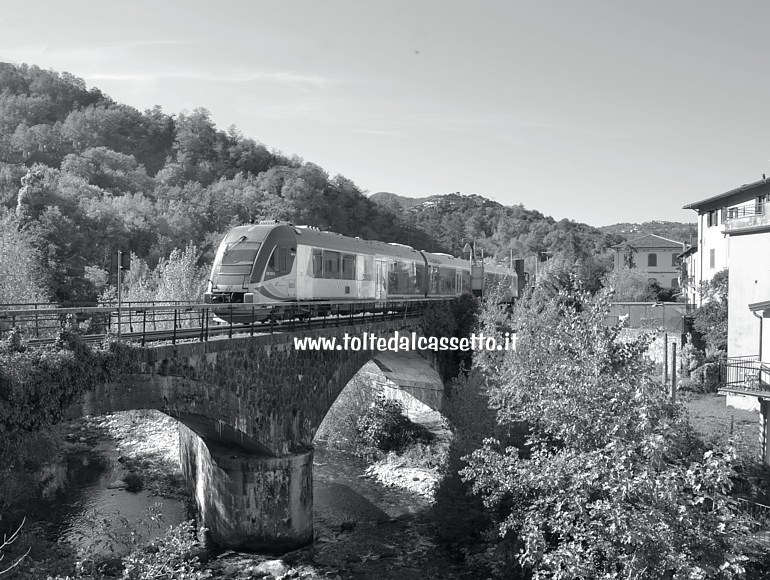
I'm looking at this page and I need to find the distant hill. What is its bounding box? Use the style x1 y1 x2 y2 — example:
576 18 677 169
370 190 619 267
369 192 428 209
370 191 500 211
600 221 698 246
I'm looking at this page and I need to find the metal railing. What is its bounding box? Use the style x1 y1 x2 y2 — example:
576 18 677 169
736 498 770 546
0 298 446 347
723 356 770 391
726 204 765 220
607 302 696 334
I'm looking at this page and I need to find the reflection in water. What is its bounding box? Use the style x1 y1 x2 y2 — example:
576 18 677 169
31 449 187 558
31 443 425 560
314 446 430 522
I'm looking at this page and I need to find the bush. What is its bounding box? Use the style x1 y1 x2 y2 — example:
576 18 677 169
121 521 211 579
463 276 768 579
355 397 433 459
123 471 144 493
314 374 377 450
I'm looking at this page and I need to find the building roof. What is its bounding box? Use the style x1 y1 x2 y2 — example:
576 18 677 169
611 233 684 250
749 300 770 313
683 176 769 210
678 245 697 258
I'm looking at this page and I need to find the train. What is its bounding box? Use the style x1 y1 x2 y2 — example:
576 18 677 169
203 221 522 321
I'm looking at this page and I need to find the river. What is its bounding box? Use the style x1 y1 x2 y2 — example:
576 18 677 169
14 411 478 579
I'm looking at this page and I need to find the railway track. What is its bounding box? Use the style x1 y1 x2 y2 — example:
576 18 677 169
1 299 436 347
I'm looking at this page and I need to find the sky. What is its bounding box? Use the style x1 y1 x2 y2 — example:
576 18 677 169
2 0 770 227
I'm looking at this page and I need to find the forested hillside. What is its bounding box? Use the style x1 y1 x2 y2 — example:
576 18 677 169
0 63 688 305
371 191 624 259
599 221 697 245
0 64 433 303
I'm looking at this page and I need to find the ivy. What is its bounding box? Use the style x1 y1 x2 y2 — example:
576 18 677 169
0 328 142 440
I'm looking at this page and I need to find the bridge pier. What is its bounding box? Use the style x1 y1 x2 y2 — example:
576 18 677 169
179 425 313 552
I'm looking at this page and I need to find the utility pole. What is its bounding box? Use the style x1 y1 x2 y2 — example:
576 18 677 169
113 250 131 340
671 342 677 403
117 250 123 341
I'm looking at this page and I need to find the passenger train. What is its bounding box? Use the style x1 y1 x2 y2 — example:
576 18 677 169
204 221 520 321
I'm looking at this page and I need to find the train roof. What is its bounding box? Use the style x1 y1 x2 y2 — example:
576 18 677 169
223 222 425 261
421 251 469 268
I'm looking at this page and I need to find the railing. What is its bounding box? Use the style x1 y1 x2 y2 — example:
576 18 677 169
0 299 446 347
726 204 765 220
736 498 770 546
607 302 696 334
723 356 770 391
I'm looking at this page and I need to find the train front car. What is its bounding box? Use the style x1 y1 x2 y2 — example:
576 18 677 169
205 222 299 322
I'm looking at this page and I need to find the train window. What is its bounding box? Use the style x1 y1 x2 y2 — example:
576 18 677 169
311 249 323 277
440 268 455 294
359 256 374 281
265 246 292 277
461 270 471 293
324 251 340 279
389 270 399 293
222 247 259 266
415 264 425 294
265 249 277 277
341 254 356 280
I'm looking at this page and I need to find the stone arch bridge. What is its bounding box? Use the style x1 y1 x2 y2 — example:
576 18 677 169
65 317 444 552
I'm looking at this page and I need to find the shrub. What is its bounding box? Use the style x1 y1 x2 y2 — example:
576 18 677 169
314 373 377 450
123 471 144 493
120 520 211 579
463 275 768 579
355 397 432 459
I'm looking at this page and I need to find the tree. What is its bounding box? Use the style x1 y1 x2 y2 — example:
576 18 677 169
693 269 728 354
462 274 764 579
0 210 49 304
623 242 637 268
602 267 658 302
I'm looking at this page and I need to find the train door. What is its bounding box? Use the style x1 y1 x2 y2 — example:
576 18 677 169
375 260 387 300
455 270 462 296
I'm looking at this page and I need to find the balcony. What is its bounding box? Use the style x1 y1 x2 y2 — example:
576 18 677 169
721 356 770 395
724 203 770 233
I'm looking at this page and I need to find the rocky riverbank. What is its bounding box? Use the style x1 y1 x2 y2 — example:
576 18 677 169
6 409 486 579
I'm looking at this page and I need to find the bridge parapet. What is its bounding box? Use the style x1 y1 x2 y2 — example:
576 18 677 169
68 318 423 455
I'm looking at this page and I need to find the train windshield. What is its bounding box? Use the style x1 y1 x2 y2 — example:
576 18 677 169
222 245 260 265
216 242 261 279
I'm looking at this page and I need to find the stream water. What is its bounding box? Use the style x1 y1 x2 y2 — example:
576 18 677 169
23 423 431 561
15 412 474 579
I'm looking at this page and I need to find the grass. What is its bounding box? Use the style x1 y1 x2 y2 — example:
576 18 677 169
681 392 761 462
681 392 770 504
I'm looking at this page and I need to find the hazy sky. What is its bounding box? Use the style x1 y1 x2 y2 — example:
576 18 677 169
2 0 769 227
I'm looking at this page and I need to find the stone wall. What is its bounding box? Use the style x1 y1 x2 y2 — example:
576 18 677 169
68 319 421 456
618 328 684 378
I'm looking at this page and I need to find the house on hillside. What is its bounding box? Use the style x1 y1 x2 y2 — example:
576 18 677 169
678 244 698 304
611 234 685 291
683 177 770 414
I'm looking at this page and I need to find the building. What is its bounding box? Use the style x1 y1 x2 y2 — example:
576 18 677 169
678 244 698 304
684 177 770 415
611 234 684 290
682 177 770 306
683 176 770 358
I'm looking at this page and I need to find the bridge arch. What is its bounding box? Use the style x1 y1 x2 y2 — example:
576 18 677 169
65 318 434 551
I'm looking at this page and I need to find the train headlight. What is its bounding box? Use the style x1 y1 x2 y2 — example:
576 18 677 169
244 293 255 303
